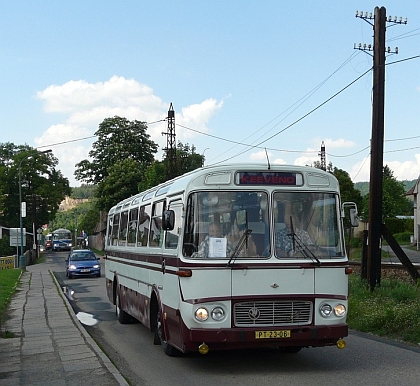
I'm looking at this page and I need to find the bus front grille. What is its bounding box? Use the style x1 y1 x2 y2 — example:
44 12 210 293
234 301 312 326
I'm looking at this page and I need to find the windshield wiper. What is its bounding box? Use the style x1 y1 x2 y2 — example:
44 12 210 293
288 217 321 266
227 229 253 267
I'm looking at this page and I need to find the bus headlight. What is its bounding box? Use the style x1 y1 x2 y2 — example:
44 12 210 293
319 303 333 317
211 307 225 321
334 303 347 317
195 307 209 321
319 303 347 318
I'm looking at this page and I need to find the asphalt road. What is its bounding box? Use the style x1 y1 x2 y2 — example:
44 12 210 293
48 250 420 386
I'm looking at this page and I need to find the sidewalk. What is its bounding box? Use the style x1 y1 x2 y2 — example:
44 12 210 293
0 263 128 386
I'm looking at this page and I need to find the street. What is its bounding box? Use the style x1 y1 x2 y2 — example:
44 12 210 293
48 250 420 386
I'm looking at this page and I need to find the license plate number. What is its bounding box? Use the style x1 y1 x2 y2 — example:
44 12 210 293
80 269 90 273
255 330 291 339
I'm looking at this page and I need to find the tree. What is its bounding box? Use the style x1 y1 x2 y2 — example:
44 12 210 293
361 165 412 220
0 143 71 230
74 116 158 185
138 141 204 192
313 162 362 210
95 158 147 211
332 167 363 209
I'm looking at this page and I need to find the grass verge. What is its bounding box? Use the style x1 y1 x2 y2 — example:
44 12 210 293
0 268 22 337
348 274 420 346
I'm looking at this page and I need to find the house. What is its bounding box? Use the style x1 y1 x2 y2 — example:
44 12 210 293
406 175 420 248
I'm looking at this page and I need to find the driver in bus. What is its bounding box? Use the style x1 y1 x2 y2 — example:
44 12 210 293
192 222 234 258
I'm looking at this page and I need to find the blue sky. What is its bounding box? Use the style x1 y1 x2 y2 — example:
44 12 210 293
1 1 419 187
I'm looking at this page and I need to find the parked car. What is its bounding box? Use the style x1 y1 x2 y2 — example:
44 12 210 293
65 249 101 279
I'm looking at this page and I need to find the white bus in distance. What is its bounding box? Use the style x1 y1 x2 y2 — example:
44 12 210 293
104 163 358 356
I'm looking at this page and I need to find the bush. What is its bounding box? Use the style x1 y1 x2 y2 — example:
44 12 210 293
349 237 363 248
385 218 413 235
393 232 413 244
0 235 15 257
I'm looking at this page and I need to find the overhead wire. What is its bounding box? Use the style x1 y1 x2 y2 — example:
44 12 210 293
210 51 361 161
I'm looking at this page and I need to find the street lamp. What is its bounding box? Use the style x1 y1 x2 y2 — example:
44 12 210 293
202 148 209 166
19 149 52 269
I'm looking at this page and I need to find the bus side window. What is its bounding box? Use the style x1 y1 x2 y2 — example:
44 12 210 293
111 213 120 246
118 210 129 246
137 204 150 247
149 201 165 247
127 207 138 246
165 201 182 249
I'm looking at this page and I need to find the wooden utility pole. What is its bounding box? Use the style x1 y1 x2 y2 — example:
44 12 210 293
355 7 408 289
367 6 386 290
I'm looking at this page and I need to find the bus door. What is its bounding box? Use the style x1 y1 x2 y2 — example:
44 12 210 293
161 199 184 348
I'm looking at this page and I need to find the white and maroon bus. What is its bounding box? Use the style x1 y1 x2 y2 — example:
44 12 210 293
104 164 358 356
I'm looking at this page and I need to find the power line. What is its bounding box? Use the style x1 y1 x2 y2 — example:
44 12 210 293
206 67 373 166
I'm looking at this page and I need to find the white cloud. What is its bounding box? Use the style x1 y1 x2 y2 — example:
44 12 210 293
385 154 420 181
34 76 223 186
249 150 270 161
349 153 420 183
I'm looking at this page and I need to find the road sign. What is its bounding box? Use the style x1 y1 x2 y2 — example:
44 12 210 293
10 228 26 247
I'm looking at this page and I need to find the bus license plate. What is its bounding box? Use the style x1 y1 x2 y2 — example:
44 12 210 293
255 330 291 339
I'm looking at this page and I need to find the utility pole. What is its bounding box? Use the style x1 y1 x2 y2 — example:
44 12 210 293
162 103 176 180
355 7 406 290
318 141 326 171
368 6 386 291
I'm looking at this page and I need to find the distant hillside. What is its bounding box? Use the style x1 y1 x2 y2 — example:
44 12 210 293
354 179 416 196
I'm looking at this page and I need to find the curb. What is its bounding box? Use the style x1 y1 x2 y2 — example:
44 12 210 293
49 270 129 386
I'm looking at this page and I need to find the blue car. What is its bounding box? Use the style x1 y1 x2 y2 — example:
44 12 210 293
66 249 101 279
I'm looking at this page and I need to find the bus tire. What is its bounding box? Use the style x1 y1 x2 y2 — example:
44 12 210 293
115 287 132 324
156 310 182 357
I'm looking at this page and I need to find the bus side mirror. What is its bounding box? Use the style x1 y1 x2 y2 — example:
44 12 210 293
350 208 359 227
342 202 359 227
162 210 175 231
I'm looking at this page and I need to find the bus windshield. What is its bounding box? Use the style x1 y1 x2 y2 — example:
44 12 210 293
273 191 344 258
183 191 269 259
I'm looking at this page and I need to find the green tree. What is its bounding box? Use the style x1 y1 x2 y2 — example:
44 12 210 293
74 116 158 185
0 143 71 230
78 208 100 236
95 158 147 211
71 184 96 199
361 165 412 220
138 142 204 192
313 161 362 210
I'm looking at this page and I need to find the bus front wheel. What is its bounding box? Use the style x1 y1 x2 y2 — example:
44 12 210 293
155 310 182 357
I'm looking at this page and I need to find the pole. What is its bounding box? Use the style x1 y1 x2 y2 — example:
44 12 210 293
18 149 52 269
18 164 25 269
367 6 386 290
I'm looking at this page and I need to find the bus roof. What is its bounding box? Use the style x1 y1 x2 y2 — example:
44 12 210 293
108 163 339 213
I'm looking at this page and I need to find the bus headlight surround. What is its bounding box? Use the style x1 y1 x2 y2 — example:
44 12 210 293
319 303 333 317
211 306 225 321
195 307 209 321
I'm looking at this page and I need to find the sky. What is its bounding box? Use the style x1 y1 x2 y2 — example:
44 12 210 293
1 1 419 187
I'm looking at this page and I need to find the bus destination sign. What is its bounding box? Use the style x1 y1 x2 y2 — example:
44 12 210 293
237 172 302 186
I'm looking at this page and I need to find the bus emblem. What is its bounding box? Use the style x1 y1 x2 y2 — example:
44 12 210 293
248 307 260 320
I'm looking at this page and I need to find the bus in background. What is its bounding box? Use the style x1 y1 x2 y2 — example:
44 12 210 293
52 228 72 251
44 233 53 250
104 164 359 356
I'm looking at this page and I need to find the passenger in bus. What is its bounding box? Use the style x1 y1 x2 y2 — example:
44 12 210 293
192 222 234 258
